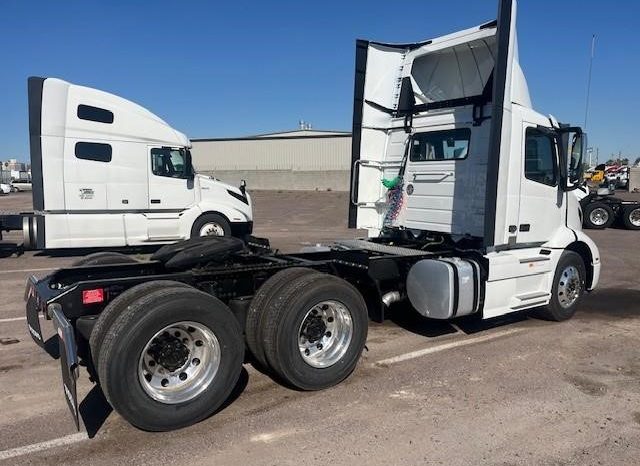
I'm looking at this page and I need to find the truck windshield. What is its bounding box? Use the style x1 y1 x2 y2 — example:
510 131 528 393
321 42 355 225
151 148 188 178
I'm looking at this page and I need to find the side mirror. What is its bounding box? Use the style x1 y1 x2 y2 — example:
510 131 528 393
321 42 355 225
558 128 585 191
185 150 195 180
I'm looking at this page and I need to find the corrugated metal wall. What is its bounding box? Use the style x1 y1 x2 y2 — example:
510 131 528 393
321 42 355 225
190 134 353 191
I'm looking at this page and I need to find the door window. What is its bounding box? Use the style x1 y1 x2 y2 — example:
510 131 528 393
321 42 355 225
410 128 471 162
151 148 187 178
524 128 557 186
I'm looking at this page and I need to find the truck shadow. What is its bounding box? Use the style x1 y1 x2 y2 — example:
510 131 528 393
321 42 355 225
78 367 249 437
578 288 640 320
387 302 529 338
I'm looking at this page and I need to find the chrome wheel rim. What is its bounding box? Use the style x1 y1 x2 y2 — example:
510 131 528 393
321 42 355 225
558 265 581 309
629 208 640 227
298 300 353 368
589 208 609 226
138 321 220 404
199 222 225 236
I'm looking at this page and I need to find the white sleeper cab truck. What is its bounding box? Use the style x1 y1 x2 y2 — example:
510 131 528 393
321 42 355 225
0 77 252 250
25 0 599 433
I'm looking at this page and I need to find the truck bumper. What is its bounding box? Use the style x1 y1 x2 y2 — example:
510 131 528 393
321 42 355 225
231 221 253 237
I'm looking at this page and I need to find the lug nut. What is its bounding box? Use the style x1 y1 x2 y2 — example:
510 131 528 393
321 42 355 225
317 343 323 350
174 331 181 338
148 360 156 367
304 349 310 356
325 331 332 338
187 326 195 333
192 358 200 366
144 373 152 382
161 378 169 387
195 340 203 347
327 317 334 323
182 338 189 344
179 372 187 381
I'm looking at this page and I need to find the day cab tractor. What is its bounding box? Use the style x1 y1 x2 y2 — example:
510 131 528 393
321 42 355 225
25 0 600 432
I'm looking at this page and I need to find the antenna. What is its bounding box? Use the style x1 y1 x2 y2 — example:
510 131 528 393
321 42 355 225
584 34 596 130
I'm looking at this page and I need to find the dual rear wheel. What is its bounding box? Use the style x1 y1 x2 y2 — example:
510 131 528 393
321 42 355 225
88 264 368 431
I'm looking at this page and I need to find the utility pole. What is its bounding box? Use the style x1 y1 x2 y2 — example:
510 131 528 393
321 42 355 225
584 34 596 130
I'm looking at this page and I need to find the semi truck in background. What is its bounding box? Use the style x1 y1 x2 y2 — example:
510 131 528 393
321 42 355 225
0 78 253 250
25 0 600 433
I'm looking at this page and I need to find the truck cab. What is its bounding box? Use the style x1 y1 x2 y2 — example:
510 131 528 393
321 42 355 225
349 0 600 318
24 77 253 249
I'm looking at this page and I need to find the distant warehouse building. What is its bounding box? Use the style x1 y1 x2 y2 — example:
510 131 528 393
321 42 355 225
190 129 352 191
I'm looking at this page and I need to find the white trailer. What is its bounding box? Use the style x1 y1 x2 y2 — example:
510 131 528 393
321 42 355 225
26 0 599 432
0 78 253 250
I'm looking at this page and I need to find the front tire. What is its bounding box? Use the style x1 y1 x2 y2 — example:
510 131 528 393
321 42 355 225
191 213 231 238
536 251 586 322
97 286 244 431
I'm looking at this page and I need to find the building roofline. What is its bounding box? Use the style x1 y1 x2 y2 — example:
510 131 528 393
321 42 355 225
191 132 352 142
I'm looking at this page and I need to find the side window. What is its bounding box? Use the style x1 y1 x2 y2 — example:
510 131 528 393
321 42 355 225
410 128 471 162
151 148 187 178
524 128 557 186
75 142 112 162
77 105 114 124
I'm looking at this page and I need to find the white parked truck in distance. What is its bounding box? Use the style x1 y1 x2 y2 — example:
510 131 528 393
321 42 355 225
26 0 599 433
0 78 253 249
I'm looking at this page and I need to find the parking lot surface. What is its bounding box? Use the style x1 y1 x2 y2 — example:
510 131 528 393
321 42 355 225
1 190 640 465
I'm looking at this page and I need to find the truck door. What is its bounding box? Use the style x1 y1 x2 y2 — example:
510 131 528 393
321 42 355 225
348 9 502 238
516 125 563 244
146 147 195 240
148 147 195 210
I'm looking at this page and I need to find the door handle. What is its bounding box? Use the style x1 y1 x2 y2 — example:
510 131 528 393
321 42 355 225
150 199 161 204
412 172 453 182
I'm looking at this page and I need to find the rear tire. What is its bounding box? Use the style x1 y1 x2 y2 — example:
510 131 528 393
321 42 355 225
583 202 614 229
89 280 190 371
621 205 640 230
536 251 586 322
97 286 244 431
245 268 319 369
261 273 368 391
191 213 231 238
72 252 138 266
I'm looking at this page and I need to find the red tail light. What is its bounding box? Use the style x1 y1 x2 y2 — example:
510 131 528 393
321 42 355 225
82 288 105 305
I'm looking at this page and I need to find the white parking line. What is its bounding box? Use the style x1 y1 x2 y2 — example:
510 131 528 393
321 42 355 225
0 267 56 275
375 327 524 366
0 316 28 323
0 432 88 461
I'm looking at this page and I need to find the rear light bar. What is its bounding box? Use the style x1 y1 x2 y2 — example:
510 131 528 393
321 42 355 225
82 288 105 305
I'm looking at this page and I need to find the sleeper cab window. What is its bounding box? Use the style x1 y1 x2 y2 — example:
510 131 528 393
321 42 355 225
410 128 471 162
150 148 187 178
524 128 557 186
77 104 114 124
75 142 112 162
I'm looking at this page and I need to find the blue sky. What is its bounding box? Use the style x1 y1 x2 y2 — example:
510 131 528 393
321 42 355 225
1 0 639 163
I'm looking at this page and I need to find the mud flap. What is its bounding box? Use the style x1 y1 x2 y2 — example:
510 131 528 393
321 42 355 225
25 275 44 347
51 305 80 430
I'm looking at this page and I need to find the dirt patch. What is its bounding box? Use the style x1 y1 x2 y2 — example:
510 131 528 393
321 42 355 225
565 374 608 396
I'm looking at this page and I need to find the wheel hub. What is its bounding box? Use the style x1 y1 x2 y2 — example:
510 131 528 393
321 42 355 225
557 265 581 309
298 300 353 368
138 321 221 404
301 314 327 343
148 333 190 372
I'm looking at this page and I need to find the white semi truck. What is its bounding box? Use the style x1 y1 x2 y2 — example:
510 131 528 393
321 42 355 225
0 78 253 250
25 0 599 432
